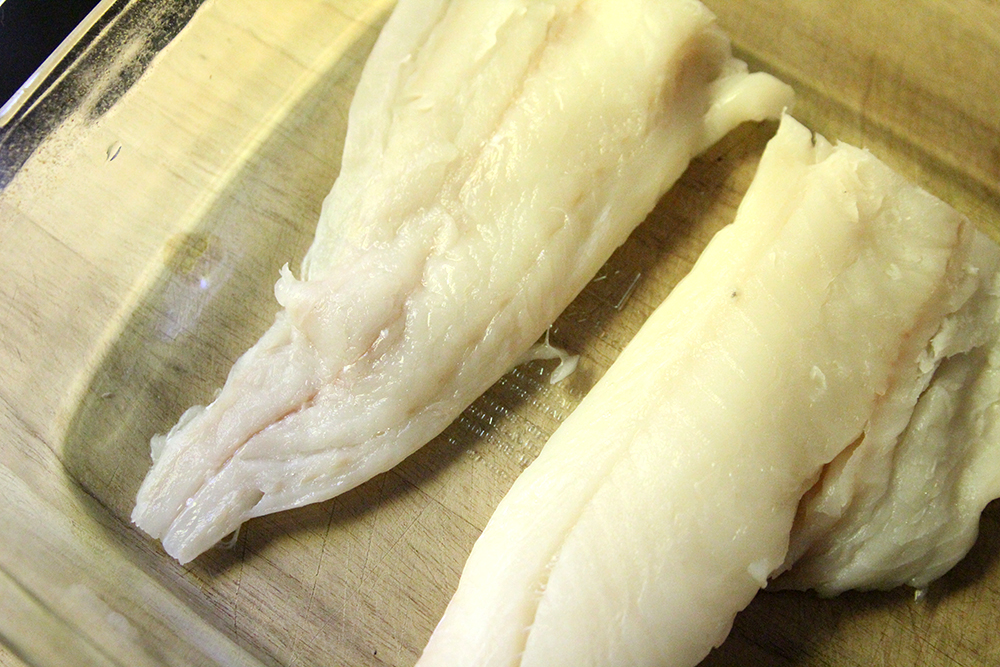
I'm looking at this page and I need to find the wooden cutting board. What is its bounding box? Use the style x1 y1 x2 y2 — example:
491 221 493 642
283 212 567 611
2 0 999 665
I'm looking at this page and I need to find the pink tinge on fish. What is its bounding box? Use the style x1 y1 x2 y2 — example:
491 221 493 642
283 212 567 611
415 115 1000 667
131 0 794 563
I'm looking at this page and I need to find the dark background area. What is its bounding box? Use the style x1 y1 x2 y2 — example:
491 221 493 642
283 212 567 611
1 0 104 108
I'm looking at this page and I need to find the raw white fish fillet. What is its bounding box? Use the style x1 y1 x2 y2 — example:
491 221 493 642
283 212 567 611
131 0 793 563
415 115 1000 667
776 252 1000 595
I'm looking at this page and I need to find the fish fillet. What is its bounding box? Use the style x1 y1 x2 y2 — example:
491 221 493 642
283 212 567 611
131 0 793 563
415 115 1000 667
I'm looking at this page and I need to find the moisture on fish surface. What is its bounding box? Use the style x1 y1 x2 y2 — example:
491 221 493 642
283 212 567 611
415 115 1000 667
130 0 793 563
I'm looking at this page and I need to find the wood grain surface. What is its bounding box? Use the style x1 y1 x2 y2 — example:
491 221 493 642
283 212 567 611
2 1 999 665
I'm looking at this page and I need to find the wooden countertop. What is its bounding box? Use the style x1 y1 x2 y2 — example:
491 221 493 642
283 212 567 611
2 0 999 665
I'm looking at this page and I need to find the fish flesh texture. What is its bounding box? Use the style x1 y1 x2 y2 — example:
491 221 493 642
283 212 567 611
776 257 1000 591
415 114 1000 667
132 0 792 564
131 0 793 563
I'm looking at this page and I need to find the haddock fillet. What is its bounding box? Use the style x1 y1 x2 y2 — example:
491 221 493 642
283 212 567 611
415 115 1000 667
131 0 793 563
